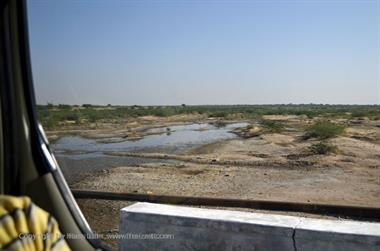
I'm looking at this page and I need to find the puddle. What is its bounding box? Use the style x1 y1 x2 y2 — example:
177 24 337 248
51 122 247 182
52 122 248 156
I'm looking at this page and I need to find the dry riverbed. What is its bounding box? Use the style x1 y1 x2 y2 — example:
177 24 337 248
49 114 380 249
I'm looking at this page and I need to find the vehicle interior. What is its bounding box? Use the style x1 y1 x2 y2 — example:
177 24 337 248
1 0 379 251
0 1 108 250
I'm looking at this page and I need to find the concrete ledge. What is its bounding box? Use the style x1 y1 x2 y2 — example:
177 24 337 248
119 202 380 251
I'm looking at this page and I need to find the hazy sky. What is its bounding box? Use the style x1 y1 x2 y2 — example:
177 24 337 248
28 0 379 105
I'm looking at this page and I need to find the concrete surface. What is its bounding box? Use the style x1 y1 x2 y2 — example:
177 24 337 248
119 202 380 251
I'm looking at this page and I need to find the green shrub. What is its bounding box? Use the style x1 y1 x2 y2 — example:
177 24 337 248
87 113 100 122
65 113 79 121
41 118 57 130
303 121 345 140
153 109 170 117
350 111 367 119
58 104 71 109
260 120 284 133
208 112 228 118
309 141 337 155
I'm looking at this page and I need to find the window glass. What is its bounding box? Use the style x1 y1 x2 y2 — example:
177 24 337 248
28 0 380 248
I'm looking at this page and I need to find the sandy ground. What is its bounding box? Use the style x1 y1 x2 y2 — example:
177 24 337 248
50 114 380 249
73 129 380 207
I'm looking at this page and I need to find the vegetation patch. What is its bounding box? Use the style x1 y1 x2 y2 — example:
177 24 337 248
260 120 284 133
303 121 345 140
309 141 338 155
37 104 379 131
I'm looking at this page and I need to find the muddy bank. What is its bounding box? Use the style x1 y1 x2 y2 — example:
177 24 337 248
55 154 175 183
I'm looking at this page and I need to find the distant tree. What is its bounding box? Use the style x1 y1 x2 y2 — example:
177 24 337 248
181 104 186 107
58 104 70 109
82 104 92 108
